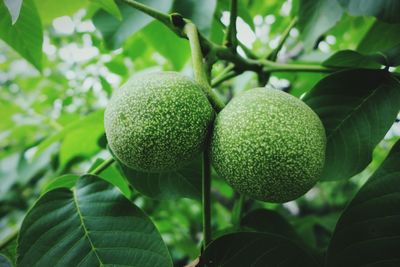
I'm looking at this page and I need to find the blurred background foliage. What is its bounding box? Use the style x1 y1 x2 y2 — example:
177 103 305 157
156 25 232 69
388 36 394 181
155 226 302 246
0 0 399 265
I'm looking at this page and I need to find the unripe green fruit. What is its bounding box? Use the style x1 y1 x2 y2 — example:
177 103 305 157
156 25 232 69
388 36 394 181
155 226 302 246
211 88 326 203
104 72 214 172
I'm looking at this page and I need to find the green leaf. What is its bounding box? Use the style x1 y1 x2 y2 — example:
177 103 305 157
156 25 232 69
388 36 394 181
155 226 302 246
303 70 400 181
34 110 104 159
322 50 382 69
327 140 400 267
0 254 12 267
380 43 400 66
298 0 343 49
59 116 104 168
172 0 217 36
241 209 299 241
90 0 121 20
92 0 173 49
201 232 319 266
0 0 43 70
0 237 17 265
140 20 190 70
41 174 79 194
34 0 89 25
118 156 202 200
323 46 400 68
339 0 400 23
17 175 173 267
357 21 400 54
89 158 132 199
3 0 23 24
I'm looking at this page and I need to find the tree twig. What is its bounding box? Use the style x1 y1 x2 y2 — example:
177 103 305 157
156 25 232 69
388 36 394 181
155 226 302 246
267 17 298 61
224 0 238 52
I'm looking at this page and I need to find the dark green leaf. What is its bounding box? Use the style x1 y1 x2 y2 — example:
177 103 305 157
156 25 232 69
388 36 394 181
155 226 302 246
118 156 202 200
0 254 12 267
17 175 173 267
324 46 400 67
357 21 400 53
327 140 400 267
322 50 382 69
339 0 400 23
173 0 216 36
241 209 299 241
303 69 400 181
201 232 319 267
298 0 343 49
381 43 400 66
3 0 22 24
0 0 43 70
92 0 173 49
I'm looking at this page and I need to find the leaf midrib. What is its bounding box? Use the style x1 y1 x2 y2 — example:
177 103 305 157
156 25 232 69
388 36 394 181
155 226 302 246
73 188 104 266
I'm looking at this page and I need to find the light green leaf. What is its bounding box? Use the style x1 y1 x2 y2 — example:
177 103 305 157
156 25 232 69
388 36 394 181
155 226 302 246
92 0 173 49
327 140 400 266
34 0 89 25
89 158 132 199
34 110 104 159
59 119 104 168
17 175 173 267
90 0 121 20
0 0 43 70
303 70 400 181
298 0 343 49
140 20 190 70
3 0 23 24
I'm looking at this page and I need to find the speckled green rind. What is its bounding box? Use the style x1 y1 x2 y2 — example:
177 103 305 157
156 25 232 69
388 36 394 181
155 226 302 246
105 72 214 172
211 88 326 203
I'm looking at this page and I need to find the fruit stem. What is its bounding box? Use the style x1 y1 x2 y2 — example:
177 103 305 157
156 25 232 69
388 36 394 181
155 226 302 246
184 22 226 112
90 158 115 175
202 150 212 249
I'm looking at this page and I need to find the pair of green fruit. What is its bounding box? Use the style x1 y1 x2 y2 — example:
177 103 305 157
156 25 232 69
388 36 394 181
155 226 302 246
104 72 326 203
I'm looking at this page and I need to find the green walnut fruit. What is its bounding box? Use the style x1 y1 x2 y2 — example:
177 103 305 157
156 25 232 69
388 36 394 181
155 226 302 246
211 88 326 203
105 71 214 172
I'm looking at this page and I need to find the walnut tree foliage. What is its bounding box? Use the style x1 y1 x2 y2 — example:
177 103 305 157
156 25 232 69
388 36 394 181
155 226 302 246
0 0 400 266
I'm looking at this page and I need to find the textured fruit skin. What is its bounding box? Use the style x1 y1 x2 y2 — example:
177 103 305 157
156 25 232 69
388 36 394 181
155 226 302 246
211 88 326 203
105 72 214 172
